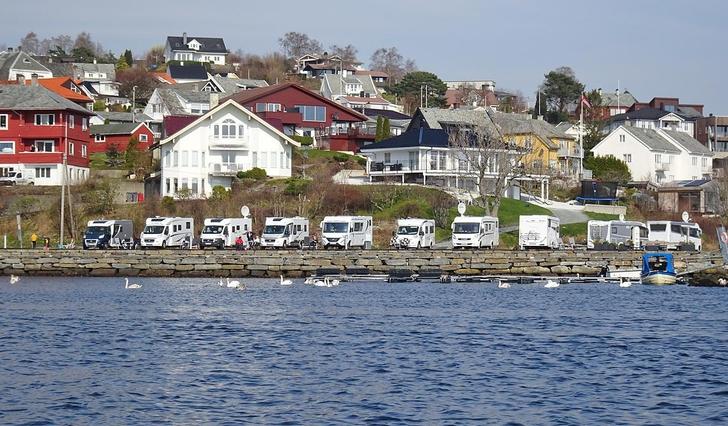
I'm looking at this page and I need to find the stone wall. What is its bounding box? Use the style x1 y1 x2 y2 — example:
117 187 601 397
0 249 721 278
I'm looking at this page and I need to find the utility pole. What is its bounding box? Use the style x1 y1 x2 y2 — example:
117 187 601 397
132 85 138 123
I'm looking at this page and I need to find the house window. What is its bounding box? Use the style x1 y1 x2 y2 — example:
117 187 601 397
69 142 74 155
201 152 205 168
82 118 87 130
260 152 267 168
69 115 75 128
81 145 87 158
165 178 171 194
221 152 236 164
439 152 447 170
271 151 277 168
191 151 198 167
655 154 661 164
173 150 179 167
252 151 258 167
0 141 14 154
173 178 178 193
430 151 438 170
692 156 698 166
35 167 51 178
384 153 391 163
702 157 708 167
164 150 170 167
191 178 198 194
280 152 285 169
182 151 189 167
34 114 55 126
139 134 148 142
286 151 291 168
180 178 188 190
34 140 54 152
0 114 7 129
255 103 281 112
619 134 625 142
623 154 632 163
295 105 326 122
95 135 106 142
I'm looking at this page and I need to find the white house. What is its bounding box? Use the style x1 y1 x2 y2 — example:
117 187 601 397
605 108 696 137
159 99 299 198
592 126 713 184
320 73 400 112
164 33 228 65
0 49 53 80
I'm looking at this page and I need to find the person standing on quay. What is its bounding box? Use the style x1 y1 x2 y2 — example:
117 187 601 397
31 232 38 249
43 236 50 252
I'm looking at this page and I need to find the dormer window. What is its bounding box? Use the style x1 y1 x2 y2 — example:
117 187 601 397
213 118 244 139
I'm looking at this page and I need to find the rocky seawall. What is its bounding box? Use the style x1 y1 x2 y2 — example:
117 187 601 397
0 249 722 278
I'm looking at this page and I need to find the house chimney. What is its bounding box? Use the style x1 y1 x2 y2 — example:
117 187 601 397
7 47 13 53
183 32 188 44
17 74 25 85
209 93 219 109
93 58 97 64
193 83 198 91
48 57 53 63
31 74 38 86
598 88 602 96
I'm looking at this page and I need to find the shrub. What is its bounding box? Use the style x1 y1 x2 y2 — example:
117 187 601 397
585 155 632 184
161 196 176 214
210 185 231 201
284 177 311 195
333 153 350 163
292 135 314 146
237 167 267 180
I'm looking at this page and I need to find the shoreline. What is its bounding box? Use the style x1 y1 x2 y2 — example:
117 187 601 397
0 249 721 278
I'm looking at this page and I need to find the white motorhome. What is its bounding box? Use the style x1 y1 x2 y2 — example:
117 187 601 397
647 221 702 251
83 219 134 249
395 218 435 249
200 218 252 249
140 217 194 249
261 217 309 248
451 216 499 249
320 216 373 249
519 215 560 250
587 220 648 249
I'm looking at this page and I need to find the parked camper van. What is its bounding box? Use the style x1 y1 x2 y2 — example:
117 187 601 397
519 215 560 250
587 220 648 249
260 217 309 248
320 216 373 249
140 217 194 249
200 218 252 249
83 220 134 249
451 216 499 249
647 220 702 251
395 218 435 249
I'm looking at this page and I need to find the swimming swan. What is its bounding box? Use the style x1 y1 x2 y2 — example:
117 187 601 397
497 279 511 288
619 277 632 288
9 275 19 284
125 278 142 289
544 279 560 288
226 277 242 289
280 275 293 286
313 278 329 287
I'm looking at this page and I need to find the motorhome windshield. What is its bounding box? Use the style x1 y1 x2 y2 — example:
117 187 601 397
202 225 224 234
453 222 479 234
397 226 420 235
264 225 286 235
85 226 110 236
323 222 348 233
144 225 165 234
689 228 701 238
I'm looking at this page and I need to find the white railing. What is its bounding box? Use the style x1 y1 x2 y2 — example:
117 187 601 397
209 135 248 147
209 163 248 175
656 161 672 171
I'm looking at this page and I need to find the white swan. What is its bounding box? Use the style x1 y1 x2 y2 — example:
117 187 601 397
304 276 314 285
9 275 19 284
313 278 328 287
218 277 225 287
226 277 242 289
125 278 142 289
619 277 632 288
544 279 559 288
328 277 340 286
280 275 293 286
497 279 511 288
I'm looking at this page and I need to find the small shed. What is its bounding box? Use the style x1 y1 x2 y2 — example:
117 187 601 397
657 179 720 214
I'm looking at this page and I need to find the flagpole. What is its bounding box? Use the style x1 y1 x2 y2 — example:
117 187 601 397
579 99 584 178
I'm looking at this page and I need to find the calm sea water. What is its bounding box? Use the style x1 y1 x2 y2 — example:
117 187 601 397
1 277 727 425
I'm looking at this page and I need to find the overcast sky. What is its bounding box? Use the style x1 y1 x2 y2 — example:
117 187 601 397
5 0 727 114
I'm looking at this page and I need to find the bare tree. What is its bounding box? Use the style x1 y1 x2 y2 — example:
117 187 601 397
278 32 322 59
329 44 358 66
447 113 528 216
369 47 417 85
144 45 165 68
20 32 39 54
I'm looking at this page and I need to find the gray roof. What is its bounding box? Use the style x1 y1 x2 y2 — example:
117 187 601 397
662 129 712 155
96 111 152 123
555 122 574 132
0 51 52 79
600 91 637 108
491 112 572 149
89 122 142 135
156 88 210 115
210 76 268 92
622 127 681 153
323 73 378 97
167 36 227 54
676 105 703 119
72 62 116 81
0 84 90 113
416 108 498 132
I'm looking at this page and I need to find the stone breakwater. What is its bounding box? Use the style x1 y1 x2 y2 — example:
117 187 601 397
0 250 722 278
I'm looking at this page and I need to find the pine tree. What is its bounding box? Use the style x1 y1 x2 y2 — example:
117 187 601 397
375 116 384 142
382 117 391 140
123 49 133 67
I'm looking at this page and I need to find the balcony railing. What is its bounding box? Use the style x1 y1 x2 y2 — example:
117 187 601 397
655 161 672 171
208 135 248 148
209 163 248 176
558 146 582 157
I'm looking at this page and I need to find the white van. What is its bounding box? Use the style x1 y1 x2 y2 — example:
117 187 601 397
83 219 134 249
451 216 499 249
519 215 560 250
395 218 435 249
261 217 309 248
321 216 373 249
200 218 252 249
140 217 194 249
647 221 702 251
587 220 648 249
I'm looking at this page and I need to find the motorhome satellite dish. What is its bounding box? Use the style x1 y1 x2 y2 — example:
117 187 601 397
682 211 689 222
619 214 625 222
241 205 250 218
457 202 466 216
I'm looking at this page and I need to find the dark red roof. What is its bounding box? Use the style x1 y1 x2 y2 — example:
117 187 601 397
164 115 198 138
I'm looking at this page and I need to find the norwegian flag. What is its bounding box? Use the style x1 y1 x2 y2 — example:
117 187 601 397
580 93 592 109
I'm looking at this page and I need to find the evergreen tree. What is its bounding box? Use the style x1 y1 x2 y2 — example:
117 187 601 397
123 49 133 67
382 117 391 140
375 116 384 142
125 137 141 169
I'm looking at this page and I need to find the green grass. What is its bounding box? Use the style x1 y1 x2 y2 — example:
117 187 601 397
585 211 620 221
560 222 588 238
446 198 552 227
89 153 127 170
300 149 366 166
499 231 519 249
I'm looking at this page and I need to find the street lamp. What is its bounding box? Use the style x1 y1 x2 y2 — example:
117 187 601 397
132 85 138 123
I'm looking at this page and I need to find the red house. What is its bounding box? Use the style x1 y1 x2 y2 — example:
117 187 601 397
223 82 373 152
0 84 94 185
88 122 155 154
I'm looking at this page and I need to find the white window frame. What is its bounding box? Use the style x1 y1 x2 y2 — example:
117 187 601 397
82 118 87 131
0 141 15 154
34 114 55 126
95 135 106 142
0 114 7 130
34 140 54 152
69 142 75 155
35 167 51 178
69 115 75 129
139 134 148 142
81 144 87 158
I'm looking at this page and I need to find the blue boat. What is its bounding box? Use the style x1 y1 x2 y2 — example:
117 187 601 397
641 252 677 285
